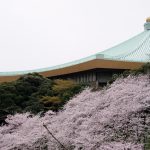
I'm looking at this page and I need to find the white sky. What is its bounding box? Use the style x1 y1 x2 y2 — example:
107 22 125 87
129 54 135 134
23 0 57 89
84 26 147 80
0 0 149 71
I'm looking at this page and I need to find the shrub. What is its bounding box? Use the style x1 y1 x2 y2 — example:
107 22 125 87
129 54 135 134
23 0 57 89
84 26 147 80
0 74 84 123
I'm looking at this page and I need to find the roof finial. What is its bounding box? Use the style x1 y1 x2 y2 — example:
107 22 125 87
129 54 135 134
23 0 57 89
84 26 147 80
146 17 150 22
144 17 150 30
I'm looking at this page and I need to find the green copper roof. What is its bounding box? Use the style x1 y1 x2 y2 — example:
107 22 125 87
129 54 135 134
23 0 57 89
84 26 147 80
1 22 150 76
0 55 97 76
99 30 150 62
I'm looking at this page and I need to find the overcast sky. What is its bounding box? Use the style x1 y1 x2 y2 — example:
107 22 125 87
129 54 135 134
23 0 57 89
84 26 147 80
0 0 149 72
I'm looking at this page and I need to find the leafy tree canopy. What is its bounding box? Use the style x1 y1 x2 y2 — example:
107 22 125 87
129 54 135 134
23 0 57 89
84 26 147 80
0 73 84 124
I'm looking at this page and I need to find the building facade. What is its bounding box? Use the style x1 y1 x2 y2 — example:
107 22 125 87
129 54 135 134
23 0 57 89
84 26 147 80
0 18 150 84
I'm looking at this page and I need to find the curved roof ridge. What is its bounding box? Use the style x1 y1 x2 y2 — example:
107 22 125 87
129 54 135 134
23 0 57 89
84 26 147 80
0 54 97 76
1 29 149 76
98 31 149 58
112 31 150 61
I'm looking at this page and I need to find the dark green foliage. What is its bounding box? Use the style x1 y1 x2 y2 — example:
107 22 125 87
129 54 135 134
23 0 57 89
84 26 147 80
145 137 150 150
37 79 54 96
0 73 83 124
108 63 150 85
40 79 84 111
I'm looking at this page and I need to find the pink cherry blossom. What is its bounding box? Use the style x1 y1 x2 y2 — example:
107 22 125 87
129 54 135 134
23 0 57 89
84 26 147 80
0 75 150 150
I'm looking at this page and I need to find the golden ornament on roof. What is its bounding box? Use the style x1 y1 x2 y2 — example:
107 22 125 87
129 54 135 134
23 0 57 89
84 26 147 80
146 17 150 22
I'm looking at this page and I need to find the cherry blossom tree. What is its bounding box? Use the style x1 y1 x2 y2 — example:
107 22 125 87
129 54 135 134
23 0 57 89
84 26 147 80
1 75 150 150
